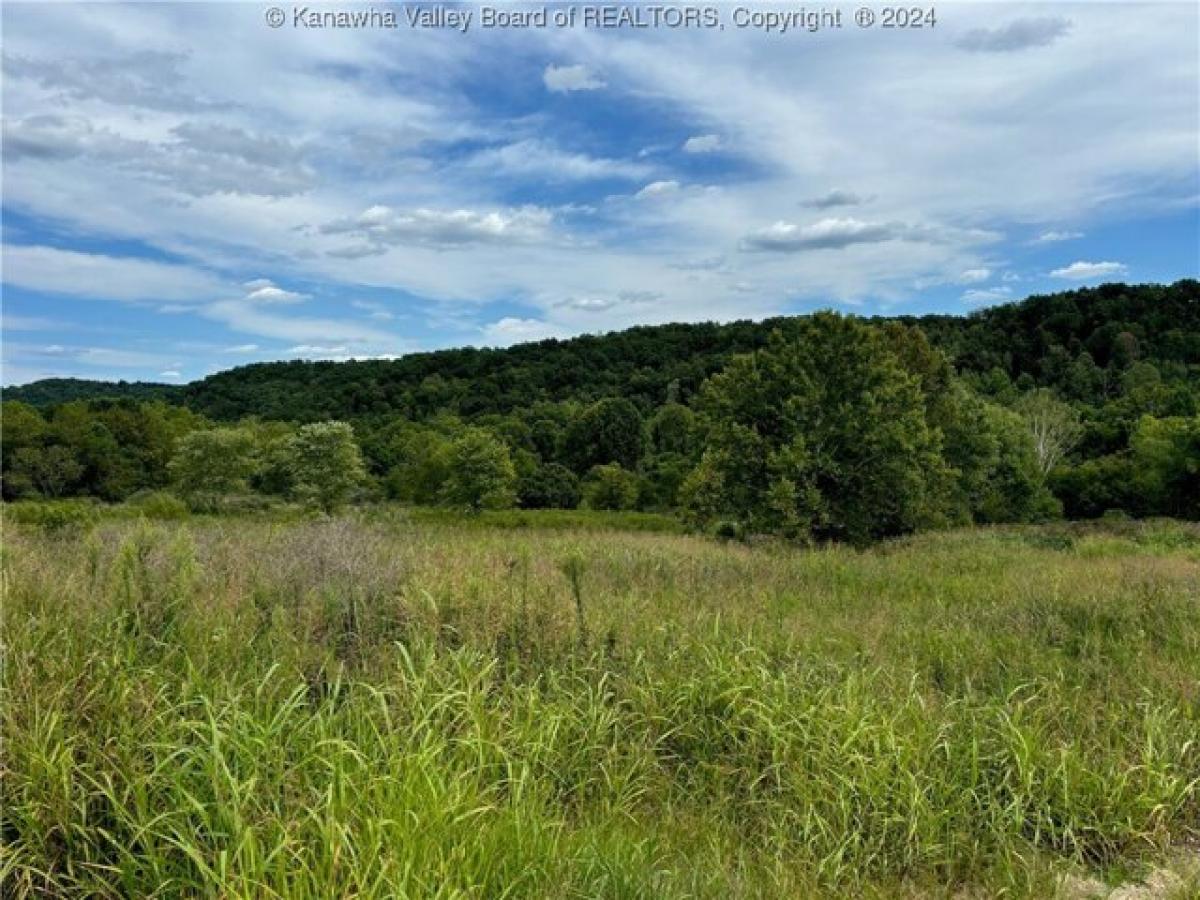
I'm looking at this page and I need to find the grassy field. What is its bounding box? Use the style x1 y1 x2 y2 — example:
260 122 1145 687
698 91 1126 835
3 510 1199 898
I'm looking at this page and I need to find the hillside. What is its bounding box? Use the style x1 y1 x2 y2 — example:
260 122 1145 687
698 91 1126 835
3 377 182 407
7 281 1199 422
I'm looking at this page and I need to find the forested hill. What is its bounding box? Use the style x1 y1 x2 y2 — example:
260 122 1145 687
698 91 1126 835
8 280 1199 421
2 378 182 407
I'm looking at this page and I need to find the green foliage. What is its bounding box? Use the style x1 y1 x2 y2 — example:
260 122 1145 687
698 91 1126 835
440 427 517 512
4 517 1199 897
1130 414 1200 519
283 421 368 513
9 445 84 499
688 316 947 543
169 426 259 510
518 462 581 509
6 499 98 536
648 402 697 456
5 282 1198 526
941 390 1057 524
126 490 191 520
582 463 640 511
561 397 644 473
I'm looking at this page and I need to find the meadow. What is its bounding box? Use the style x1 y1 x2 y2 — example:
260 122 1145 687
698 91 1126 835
3 510 1199 898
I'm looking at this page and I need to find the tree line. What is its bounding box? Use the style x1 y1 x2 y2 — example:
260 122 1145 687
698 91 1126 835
4 284 1197 540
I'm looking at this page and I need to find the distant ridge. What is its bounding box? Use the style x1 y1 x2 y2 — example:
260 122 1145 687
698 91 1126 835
6 280 1198 421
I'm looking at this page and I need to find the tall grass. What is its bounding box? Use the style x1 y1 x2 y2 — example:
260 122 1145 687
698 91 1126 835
3 514 1198 897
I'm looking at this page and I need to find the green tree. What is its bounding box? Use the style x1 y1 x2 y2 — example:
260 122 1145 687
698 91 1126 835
382 424 454 504
169 427 259 510
518 462 580 509
687 315 947 543
1131 414 1200 519
2 401 48 499
11 445 84 498
561 398 644 473
647 403 697 457
284 421 367 513
582 463 640 511
441 428 517 512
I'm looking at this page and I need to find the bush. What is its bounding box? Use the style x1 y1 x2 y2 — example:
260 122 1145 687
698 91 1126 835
582 464 639 511
7 499 98 537
126 490 190 520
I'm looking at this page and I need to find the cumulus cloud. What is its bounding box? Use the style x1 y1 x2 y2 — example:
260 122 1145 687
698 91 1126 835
243 280 308 304
543 64 605 93
742 218 999 253
223 343 260 353
158 369 183 379
682 134 722 154
800 189 866 209
1050 260 1129 280
741 218 900 252
480 317 566 346
958 268 992 284
322 205 553 252
956 17 1072 53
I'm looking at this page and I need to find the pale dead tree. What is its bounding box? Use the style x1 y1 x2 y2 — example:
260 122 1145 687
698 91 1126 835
1018 389 1083 478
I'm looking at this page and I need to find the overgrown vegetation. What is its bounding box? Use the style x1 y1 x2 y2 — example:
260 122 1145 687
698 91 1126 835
3 512 1198 897
4 283 1198 539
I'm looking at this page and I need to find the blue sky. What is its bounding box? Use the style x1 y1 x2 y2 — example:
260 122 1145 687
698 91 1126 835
2 1 1198 385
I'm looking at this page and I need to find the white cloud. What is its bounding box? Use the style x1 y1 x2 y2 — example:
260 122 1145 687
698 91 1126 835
1034 230 1084 243
244 281 307 304
962 286 1013 304
0 1 1193 363
466 139 649 183
158 369 183 379
480 317 566 346
1 244 223 303
288 344 347 355
742 218 900 252
635 180 680 199
958 268 992 284
682 134 721 154
1050 260 1129 280
222 343 260 353
203 300 390 347
543 64 605 93
322 205 553 251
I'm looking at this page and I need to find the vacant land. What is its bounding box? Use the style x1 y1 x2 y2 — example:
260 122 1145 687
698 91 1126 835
3 512 1199 898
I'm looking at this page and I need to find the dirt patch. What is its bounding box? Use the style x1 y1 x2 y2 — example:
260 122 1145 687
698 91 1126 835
1059 853 1200 900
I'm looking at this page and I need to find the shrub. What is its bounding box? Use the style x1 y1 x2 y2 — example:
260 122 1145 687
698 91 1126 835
582 464 639 511
127 490 190 520
7 499 98 537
